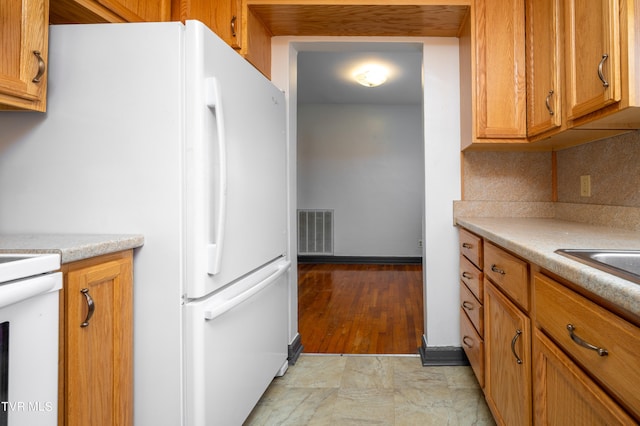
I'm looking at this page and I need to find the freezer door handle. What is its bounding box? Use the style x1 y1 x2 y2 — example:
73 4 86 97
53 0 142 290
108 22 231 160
204 260 291 320
205 77 228 275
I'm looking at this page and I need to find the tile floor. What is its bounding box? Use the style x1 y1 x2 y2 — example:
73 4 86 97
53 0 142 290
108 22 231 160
244 354 496 425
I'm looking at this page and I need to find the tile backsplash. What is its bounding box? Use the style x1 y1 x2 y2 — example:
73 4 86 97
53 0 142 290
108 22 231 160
556 130 640 207
458 130 640 230
462 151 553 201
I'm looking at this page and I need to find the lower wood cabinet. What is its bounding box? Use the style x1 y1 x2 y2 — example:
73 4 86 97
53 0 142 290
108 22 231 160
458 227 640 424
484 280 532 426
460 307 485 387
458 229 485 388
59 250 133 426
533 328 636 425
534 272 640 421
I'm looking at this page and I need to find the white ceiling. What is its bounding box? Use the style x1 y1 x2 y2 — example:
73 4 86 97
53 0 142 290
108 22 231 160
296 42 423 105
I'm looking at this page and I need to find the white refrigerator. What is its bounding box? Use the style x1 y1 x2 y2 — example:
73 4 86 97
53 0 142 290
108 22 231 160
0 21 290 425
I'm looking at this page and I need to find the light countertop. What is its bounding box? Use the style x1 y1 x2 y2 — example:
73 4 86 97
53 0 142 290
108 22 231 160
455 217 640 318
0 234 144 264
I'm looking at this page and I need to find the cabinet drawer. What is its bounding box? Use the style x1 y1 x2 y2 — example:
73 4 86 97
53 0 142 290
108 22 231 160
533 329 637 425
484 242 529 311
534 273 640 419
459 228 483 269
460 254 484 302
461 282 483 336
460 308 485 388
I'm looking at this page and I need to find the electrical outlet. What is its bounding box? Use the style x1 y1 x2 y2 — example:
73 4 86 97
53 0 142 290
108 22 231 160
418 239 423 248
580 175 591 197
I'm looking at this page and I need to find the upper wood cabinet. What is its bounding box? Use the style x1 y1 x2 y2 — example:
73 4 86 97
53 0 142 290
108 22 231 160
464 0 640 151
460 0 527 150
173 0 242 49
50 0 170 24
564 0 621 122
174 0 272 78
0 0 49 112
565 0 640 131
525 0 562 137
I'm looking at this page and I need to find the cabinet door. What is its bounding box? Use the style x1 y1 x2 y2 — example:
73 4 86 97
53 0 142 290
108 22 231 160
474 0 527 139
49 0 170 24
526 0 562 137
96 0 170 21
176 0 242 49
64 252 133 426
533 329 636 425
564 0 621 121
485 280 532 426
0 0 48 111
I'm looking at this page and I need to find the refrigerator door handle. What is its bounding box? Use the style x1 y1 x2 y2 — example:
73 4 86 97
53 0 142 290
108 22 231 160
203 260 291 320
205 77 228 275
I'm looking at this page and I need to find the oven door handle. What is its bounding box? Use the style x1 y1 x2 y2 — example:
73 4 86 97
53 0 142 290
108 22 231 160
0 273 62 309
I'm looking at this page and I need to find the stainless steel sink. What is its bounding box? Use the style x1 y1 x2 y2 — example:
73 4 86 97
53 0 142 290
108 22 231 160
555 249 640 284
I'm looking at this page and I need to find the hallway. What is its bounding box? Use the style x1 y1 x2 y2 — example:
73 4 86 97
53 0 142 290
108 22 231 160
297 263 423 354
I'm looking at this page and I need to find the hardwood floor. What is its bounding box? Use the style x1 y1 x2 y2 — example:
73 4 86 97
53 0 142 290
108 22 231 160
298 263 424 354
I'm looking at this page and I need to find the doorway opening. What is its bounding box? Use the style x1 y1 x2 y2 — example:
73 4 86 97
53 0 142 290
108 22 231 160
294 42 425 355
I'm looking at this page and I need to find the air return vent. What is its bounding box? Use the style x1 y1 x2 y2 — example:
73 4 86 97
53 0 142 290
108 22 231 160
298 210 333 255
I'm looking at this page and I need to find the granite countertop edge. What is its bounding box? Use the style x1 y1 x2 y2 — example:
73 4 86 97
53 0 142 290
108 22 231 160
0 234 145 264
455 217 640 318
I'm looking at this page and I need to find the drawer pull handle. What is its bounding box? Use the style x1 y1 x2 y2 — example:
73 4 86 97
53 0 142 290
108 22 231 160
597 54 610 88
462 301 474 310
462 243 473 249
566 324 608 356
461 272 473 279
491 264 506 275
511 329 523 364
80 288 95 328
462 336 474 348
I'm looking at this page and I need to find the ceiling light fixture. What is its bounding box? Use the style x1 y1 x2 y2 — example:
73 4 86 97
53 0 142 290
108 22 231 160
354 65 388 87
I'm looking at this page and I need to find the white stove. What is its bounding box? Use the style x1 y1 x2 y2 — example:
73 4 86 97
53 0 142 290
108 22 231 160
0 254 61 284
0 253 62 426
